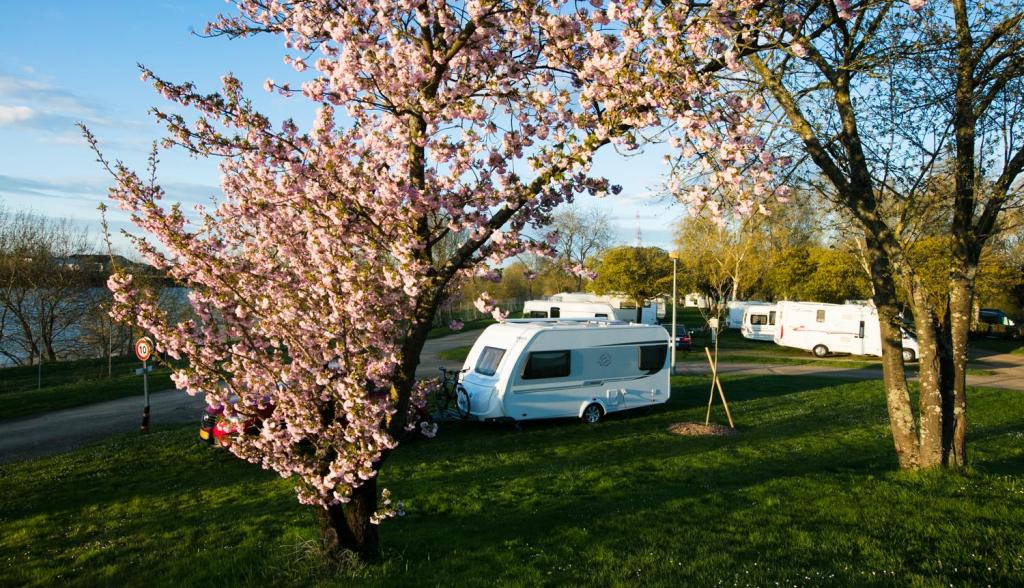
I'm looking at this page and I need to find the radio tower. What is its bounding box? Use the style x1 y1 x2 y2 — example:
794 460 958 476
634 210 642 247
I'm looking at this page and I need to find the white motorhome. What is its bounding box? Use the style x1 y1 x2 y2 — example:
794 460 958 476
740 304 778 341
725 300 773 329
773 301 920 361
456 319 671 423
522 294 657 324
683 292 711 309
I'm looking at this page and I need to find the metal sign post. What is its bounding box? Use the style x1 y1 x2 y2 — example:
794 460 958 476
135 337 154 433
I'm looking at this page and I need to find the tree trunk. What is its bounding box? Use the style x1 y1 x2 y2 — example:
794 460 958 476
946 272 974 466
316 475 380 562
866 238 921 468
904 273 944 467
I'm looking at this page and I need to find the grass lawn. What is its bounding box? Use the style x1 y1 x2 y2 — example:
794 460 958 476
2 374 1023 586
0 356 174 422
437 345 472 362
972 338 1024 355
0 355 148 394
427 318 495 339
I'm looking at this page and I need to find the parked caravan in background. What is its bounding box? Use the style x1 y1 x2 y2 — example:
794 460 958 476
522 292 658 324
683 292 711 309
740 304 778 341
773 301 920 361
725 300 773 329
456 319 672 423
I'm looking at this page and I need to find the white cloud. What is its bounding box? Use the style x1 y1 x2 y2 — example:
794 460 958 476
0 105 35 126
0 74 125 131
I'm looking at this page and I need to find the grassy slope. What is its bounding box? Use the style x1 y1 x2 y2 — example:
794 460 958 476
0 373 174 422
0 355 144 394
427 318 495 339
436 345 472 361
0 356 174 422
2 375 1023 586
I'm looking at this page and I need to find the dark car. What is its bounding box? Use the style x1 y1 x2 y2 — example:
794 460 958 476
666 324 692 351
976 308 1021 339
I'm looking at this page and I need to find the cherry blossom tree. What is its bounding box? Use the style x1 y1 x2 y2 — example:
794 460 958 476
85 0 784 561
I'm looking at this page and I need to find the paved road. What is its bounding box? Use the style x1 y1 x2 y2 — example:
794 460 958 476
0 330 480 465
2 330 1019 464
0 389 207 465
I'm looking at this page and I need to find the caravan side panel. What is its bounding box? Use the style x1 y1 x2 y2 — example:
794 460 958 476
502 329 670 421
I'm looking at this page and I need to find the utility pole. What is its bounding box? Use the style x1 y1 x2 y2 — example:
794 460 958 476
669 251 678 372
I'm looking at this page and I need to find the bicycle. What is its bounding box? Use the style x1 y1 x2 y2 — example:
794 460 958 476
435 366 471 420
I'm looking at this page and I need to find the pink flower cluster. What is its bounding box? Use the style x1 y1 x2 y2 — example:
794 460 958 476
90 0 818 514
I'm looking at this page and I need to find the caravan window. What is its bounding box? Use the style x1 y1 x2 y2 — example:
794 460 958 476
526 311 549 318
475 346 506 376
523 350 571 379
639 344 668 372
550 307 561 318
769 311 776 326
816 310 826 323
750 314 768 326
594 313 608 318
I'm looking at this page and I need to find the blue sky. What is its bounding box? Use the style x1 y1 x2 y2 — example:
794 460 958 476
0 1 683 254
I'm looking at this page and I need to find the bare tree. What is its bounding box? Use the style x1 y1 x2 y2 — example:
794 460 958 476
551 206 615 291
0 207 97 365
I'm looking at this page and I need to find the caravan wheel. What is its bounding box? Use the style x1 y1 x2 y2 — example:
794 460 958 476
902 348 916 363
455 385 472 419
581 403 604 424
812 344 829 358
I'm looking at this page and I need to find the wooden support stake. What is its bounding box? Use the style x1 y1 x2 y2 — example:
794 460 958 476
714 371 735 428
704 346 735 428
704 346 716 425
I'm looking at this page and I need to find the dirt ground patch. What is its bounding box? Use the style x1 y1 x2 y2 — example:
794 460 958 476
667 422 738 437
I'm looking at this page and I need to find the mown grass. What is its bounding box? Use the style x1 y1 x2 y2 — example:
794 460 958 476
427 318 496 339
972 338 1024 355
2 374 1023 586
0 356 175 422
0 372 174 422
0 355 146 394
437 345 472 361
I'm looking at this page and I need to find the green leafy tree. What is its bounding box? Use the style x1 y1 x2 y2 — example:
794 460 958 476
590 246 673 323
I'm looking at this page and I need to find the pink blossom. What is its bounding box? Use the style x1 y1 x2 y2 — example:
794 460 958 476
86 0 797 523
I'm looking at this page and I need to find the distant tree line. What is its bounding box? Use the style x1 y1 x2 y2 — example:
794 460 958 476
0 204 174 368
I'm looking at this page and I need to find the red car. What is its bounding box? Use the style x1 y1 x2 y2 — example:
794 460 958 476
199 400 274 447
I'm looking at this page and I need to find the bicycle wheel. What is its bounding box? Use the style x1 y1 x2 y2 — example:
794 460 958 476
455 384 471 419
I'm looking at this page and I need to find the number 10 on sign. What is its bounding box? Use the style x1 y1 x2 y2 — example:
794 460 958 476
135 337 154 432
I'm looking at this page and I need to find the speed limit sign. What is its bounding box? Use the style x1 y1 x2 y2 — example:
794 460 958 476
135 337 154 362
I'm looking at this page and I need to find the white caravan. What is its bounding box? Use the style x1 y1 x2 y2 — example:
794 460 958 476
725 301 773 329
773 301 920 361
522 296 657 324
456 319 672 423
740 304 778 341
